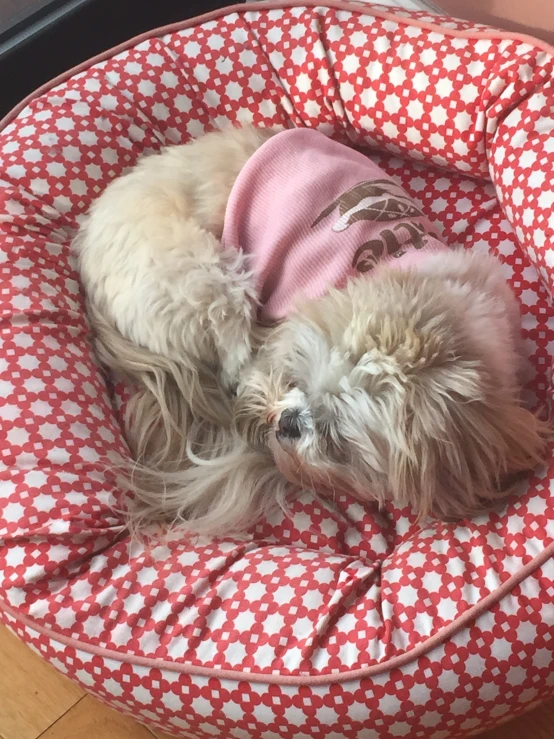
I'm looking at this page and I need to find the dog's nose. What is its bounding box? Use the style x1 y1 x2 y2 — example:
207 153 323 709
277 409 302 440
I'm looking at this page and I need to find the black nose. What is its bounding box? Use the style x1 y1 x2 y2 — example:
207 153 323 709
277 409 302 440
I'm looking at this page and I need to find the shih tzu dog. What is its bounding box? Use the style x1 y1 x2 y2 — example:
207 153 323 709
75 125 550 535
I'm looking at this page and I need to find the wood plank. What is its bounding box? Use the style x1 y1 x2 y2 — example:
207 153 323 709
0 623 84 739
38 695 155 739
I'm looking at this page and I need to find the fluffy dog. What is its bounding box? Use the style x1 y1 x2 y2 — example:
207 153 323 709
75 125 550 535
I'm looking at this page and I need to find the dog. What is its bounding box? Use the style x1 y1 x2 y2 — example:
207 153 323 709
75 125 550 535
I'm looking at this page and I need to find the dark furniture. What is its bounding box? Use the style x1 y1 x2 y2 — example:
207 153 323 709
0 0 238 118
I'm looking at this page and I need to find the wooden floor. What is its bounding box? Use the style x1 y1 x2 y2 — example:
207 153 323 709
0 622 553 739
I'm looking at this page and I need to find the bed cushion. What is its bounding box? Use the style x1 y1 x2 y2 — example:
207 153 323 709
1 2 554 737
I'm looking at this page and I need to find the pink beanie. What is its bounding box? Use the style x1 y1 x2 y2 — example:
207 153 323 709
222 128 445 324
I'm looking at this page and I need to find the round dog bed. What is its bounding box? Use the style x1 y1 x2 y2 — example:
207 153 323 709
1 2 554 737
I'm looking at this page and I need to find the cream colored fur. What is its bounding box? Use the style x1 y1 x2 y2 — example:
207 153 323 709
237 255 549 521
76 125 276 390
74 126 550 536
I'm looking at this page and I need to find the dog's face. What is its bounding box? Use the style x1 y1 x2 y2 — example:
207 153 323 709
236 272 549 520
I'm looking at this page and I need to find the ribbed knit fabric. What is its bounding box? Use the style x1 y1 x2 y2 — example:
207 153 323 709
223 128 446 323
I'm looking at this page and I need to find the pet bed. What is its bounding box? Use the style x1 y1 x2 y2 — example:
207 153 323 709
1 2 554 737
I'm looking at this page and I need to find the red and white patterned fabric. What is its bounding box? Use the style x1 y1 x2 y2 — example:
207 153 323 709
1 2 554 737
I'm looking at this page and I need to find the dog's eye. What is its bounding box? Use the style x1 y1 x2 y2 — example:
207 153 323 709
319 420 339 444
316 417 345 457
319 419 331 436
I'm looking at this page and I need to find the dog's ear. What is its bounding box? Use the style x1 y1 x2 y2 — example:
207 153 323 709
89 304 232 465
89 306 282 537
388 366 551 520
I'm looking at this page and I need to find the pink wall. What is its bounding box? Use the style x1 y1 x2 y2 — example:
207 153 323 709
438 0 554 45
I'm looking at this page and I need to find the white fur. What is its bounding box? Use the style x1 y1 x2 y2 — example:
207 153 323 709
76 125 276 388
74 126 550 536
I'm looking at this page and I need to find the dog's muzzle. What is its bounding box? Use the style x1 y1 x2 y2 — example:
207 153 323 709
276 409 303 442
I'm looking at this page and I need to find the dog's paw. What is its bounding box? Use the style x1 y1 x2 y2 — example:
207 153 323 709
206 252 257 388
218 332 255 391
